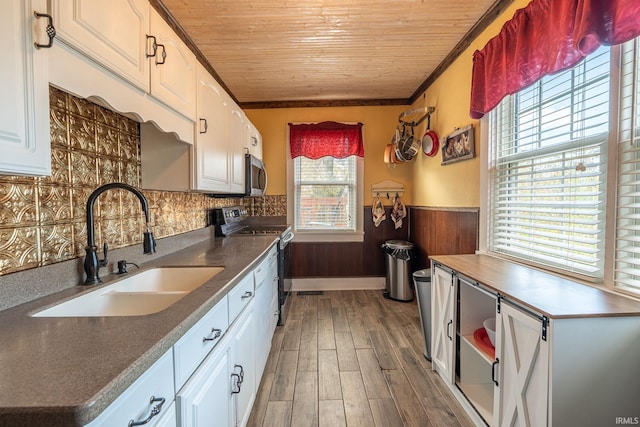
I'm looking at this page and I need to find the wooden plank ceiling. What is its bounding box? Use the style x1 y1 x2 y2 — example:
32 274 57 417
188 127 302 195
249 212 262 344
155 0 508 107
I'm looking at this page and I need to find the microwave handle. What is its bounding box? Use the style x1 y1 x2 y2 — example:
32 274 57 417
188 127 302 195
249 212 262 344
259 167 268 192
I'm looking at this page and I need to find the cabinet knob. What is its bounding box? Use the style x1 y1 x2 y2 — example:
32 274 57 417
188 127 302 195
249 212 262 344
241 291 253 299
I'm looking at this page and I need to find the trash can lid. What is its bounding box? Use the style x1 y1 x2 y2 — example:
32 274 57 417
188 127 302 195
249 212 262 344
413 268 431 281
384 240 413 250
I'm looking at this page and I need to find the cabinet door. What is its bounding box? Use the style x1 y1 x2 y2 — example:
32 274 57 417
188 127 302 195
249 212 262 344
431 265 457 383
254 275 270 382
493 302 549 427
231 303 256 427
149 9 196 120
176 341 232 427
193 64 231 192
0 0 50 176
229 107 247 193
51 0 150 91
246 121 263 160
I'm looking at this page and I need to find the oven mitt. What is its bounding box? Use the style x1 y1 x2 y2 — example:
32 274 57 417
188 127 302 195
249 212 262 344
372 197 386 227
391 196 406 229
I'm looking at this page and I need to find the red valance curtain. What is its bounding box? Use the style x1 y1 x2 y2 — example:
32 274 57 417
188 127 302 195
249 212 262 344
470 0 640 119
289 121 364 159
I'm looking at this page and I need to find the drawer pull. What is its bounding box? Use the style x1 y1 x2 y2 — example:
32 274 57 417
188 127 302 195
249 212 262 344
128 396 165 426
241 291 253 299
202 328 222 343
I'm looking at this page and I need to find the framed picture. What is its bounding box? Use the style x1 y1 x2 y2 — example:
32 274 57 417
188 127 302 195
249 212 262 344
441 124 475 165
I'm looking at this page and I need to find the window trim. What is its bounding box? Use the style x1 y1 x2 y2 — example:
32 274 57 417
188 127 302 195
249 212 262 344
286 124 364 243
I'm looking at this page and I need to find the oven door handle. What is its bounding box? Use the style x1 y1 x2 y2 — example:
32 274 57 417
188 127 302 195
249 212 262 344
281 232 294 245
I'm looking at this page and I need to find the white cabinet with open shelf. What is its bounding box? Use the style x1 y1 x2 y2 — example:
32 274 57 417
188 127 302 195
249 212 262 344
457 277 496 424
431 255 640 427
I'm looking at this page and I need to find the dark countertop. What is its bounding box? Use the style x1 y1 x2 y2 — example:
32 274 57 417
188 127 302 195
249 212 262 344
0 234 278 427
430 254 640 318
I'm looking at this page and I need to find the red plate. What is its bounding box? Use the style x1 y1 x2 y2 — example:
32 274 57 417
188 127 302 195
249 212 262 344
473 327 495 359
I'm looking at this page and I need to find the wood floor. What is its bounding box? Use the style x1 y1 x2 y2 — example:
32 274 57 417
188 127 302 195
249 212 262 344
247 290 475 427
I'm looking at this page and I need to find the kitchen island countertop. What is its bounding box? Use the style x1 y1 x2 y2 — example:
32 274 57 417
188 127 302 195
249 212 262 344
0 234 278 426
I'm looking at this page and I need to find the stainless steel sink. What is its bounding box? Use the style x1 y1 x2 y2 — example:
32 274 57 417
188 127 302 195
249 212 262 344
33 267 224 317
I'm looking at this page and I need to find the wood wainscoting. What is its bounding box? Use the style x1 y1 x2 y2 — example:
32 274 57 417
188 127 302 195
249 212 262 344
290 207 408 278
409 207 479 271
290 206 479 278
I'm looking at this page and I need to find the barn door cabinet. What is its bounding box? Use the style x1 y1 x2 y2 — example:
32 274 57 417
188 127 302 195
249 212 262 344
0 0 51 176
431 256 640 427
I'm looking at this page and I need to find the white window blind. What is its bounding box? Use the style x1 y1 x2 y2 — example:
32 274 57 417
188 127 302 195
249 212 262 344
615 38 640 293
294 156 357 231
488 46 610 277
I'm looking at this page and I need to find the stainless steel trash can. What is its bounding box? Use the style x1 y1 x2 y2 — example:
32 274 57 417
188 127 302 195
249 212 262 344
413 268 432 360
381 240 414 302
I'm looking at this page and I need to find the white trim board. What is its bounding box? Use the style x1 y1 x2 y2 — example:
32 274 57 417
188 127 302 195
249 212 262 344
292 277 385 291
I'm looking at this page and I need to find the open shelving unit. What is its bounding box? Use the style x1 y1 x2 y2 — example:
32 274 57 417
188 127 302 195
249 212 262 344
456 277 497 425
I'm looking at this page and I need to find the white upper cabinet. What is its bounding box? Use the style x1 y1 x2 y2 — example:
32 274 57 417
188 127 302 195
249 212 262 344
229 107 247 193
193 63 232 192
49 0 196 122
246 121 263 160
149 9 196 120
50 0 150 92
0 0 51 176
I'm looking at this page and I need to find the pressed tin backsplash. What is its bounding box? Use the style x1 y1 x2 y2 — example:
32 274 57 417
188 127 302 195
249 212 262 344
0 86 285 276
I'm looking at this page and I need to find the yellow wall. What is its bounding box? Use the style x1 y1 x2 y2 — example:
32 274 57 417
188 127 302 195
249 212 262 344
246 0 530 209
411 0 530 207
245 105 412 205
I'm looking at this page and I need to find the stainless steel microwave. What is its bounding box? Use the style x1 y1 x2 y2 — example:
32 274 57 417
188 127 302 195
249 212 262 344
246 154 267 196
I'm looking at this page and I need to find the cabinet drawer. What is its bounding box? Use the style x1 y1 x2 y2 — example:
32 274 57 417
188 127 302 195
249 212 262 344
174 296 229 391
228 274 254 323
85 349 174 427
254 247 277 289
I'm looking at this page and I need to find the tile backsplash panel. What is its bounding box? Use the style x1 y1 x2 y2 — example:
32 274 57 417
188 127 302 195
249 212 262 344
0 87 285 277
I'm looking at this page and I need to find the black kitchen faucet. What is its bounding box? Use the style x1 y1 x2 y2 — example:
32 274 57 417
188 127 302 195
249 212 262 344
83 183 155 285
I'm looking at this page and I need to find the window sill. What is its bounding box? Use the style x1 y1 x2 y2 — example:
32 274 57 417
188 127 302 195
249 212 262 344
293 231 364 243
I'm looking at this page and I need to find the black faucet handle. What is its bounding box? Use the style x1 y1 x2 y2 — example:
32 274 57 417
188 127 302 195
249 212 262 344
99 242 108 267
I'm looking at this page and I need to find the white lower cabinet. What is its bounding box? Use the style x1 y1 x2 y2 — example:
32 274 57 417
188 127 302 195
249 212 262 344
431 265 457 383
230 303 256 427
176 337 232 427
254 247 278 381
432 260 640 427
493 302 549 427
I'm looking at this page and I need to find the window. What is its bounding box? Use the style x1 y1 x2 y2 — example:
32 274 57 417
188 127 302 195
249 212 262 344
287 122 364 242
484 38 640 295
486 46 610 278
614 38 640 294
294 156 358 231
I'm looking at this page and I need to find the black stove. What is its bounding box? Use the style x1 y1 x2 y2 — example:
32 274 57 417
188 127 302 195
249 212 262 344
210 206 293 325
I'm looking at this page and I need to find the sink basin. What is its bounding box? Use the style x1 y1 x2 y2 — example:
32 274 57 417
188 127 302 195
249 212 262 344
33 267 224 317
